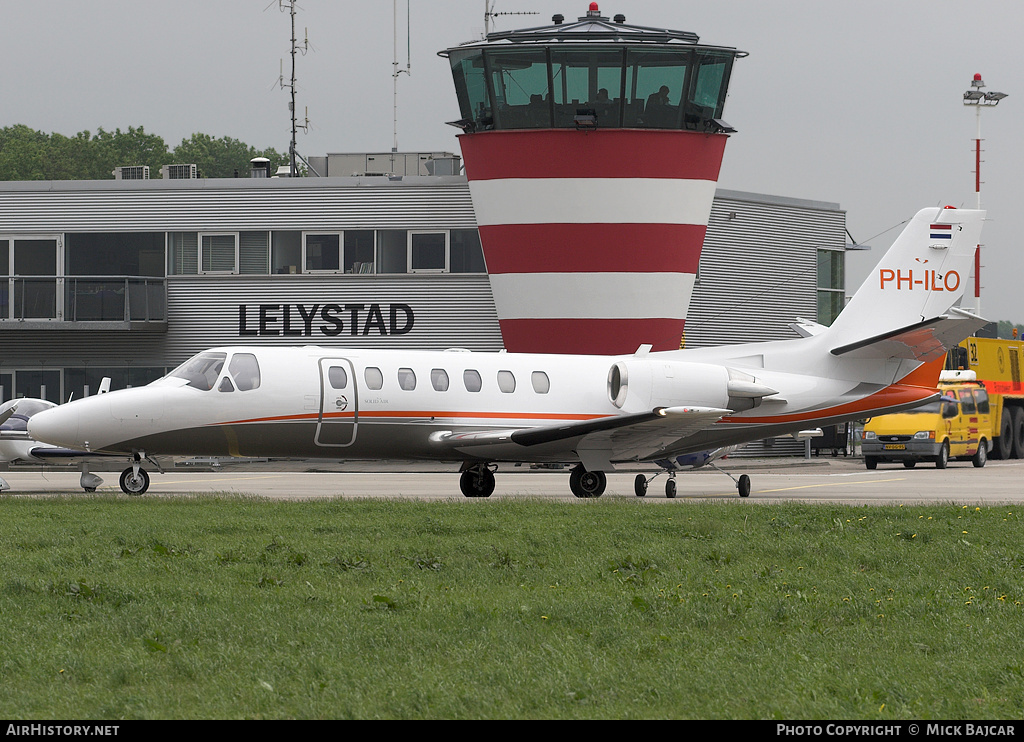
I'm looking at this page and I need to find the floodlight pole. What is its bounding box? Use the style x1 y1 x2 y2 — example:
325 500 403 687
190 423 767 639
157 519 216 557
962 74 1007 318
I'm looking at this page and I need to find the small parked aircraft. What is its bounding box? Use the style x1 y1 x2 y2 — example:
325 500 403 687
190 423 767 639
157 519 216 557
0 398 114 492
28 206 986 498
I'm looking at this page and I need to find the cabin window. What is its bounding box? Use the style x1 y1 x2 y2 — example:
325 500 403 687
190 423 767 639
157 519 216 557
328 366 348 390
464 369 482 392
531 371 550 394
398 368 417 391
229 353 261 391
364 367 384 390
430 369 449 392
497 370 516 393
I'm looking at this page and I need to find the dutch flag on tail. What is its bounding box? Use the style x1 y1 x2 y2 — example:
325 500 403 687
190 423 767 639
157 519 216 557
930 223 953 239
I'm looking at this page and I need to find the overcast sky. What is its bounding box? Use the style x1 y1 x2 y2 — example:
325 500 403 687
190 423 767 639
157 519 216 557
4 0 1023 322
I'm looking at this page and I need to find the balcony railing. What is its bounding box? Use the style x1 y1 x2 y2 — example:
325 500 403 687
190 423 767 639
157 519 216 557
0 276 166 324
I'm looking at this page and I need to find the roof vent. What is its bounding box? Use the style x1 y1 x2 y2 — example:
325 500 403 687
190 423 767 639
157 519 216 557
250 157 271 178
614 14 626 23
552 13 564 24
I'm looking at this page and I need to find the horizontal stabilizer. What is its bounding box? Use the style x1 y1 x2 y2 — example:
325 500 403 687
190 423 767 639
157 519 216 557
830 309 989 362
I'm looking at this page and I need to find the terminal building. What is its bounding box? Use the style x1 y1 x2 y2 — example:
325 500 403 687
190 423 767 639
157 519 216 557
0 170 845 409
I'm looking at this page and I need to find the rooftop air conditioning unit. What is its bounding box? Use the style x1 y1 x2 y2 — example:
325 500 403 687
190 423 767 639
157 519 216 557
113 165 150 180
160 163 198 179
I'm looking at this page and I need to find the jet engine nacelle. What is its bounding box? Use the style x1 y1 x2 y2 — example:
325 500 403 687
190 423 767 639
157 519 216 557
608 360 778 413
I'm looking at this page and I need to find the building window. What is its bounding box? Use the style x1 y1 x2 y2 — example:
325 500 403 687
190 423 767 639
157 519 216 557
199 233 238 274
303 233 341 272
450 230 486 273
168 232 198 275
409 232 448 273
239 232 270 275
817 248 845 326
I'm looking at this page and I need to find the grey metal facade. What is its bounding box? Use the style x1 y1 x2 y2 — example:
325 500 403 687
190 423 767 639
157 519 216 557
686 189 846 349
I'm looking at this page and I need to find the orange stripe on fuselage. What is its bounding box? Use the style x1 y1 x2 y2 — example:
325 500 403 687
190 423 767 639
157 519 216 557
718 383 937 426
211 411 610 426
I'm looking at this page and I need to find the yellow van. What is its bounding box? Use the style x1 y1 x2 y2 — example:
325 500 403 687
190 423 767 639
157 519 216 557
861 370 992 469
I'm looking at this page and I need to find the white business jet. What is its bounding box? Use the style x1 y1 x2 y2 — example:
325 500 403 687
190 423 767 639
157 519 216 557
28 206 986 498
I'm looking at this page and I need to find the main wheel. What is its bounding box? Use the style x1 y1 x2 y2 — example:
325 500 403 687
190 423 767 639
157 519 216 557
994 412 1013 459
973 440 988 468
1012 407 1024 459
738 474 751 498
459 467 495 498
665 479 676 498
569 465 605 498
119 467 150 495
935 442 949 470
633 474 648 497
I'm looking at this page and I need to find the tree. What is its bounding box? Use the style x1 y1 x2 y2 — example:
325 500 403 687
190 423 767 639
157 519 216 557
0 125 284 181
0 125 51 180
90 126 169 179
168 133 284 179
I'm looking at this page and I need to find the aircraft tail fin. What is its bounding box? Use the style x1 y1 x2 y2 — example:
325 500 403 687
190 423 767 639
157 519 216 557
825 206 985 358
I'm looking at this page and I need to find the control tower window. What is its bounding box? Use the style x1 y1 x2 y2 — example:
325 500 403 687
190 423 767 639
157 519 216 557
688 52 734 126
449 51 491 131
447 44 736 133
487 49 551 129
550 49 625 128
625 49 690 129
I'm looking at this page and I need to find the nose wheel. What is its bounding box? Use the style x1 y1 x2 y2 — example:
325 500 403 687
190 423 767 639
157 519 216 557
119 466 150 495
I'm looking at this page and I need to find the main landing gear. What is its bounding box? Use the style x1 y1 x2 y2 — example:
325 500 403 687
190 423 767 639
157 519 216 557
459 463 496 498
634 468 751 498
568 464 606 498
458 462 609 498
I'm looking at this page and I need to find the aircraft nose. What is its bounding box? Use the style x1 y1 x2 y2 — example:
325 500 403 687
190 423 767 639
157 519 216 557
27 405 81 448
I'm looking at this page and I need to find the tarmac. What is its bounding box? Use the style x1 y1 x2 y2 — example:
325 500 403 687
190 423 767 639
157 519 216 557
3 454 1024 505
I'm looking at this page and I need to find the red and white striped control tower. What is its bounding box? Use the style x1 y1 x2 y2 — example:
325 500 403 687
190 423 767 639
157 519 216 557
440 3 746 354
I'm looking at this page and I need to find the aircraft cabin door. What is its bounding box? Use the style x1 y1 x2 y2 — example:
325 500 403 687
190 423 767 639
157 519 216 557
316 358 358 447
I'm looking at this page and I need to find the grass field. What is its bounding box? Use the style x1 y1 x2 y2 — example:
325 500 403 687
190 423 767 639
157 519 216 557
1 495 1023 719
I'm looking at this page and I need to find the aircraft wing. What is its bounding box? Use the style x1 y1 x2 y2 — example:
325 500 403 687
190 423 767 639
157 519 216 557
830 310 989 362
25 447 120 461
436 406 730 467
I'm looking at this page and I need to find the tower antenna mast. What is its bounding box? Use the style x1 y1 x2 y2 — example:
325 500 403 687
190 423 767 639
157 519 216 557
392 0 411 167
277 0 310 176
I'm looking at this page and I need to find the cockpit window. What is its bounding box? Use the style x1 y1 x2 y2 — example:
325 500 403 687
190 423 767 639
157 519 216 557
228 353 261 391
168 352 227 391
